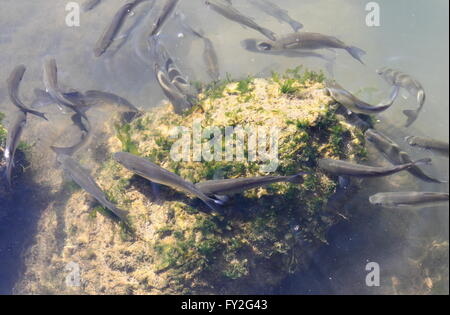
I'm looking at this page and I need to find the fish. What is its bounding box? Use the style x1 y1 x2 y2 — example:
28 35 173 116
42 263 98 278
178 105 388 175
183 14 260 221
248 0 303 32
3 111 27 189
376 67 425 127
147 0 180 37
405 136 449 158
369 192 449 208
82 0 101 12
94 0 149 57
165 57 194 98
326 81 399 115
132 0 177 63
42 58 89 116
6 65 48 121
150 36 193 95
318 157 431 178
176 12 220 81
31 88 86 109
33 88 141 116
205 0 277 41
42 58 93 155
57 154 129 222
151 38 195 113
84 90 141 113
365 128 446 183
241 38 336 76
196 31 221 81
195 172 306 198
250 32 366 64
113 152 223 214
154 63 192 114
335 106 372 131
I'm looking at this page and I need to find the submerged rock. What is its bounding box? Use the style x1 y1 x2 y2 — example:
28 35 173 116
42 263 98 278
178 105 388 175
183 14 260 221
16 68 368 294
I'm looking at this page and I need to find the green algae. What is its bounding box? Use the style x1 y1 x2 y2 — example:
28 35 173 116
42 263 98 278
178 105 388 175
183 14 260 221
34 66 364 294
0 112 6 147
115 123 139 155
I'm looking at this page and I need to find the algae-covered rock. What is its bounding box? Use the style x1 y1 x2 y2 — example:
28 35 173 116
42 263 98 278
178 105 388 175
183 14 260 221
17 68 367 294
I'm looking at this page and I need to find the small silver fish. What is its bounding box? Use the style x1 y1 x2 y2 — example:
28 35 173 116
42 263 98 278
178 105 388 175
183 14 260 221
176 12 220 81
195 172 306 197
7 65 47 121
151 38 194 113
369 192 449 208
252 32 366 64
3 111 27 189
205 0 277 41
248 0 303 32
147 0 180 37
326 81 399 115
31 88 86 109
405 136 449 158
84 90 141 113
318 157 431 178
58 154 129 222
365 129 446 183
113 152 223 214
94 0 149 57
165 57 193 97
241 38 336 76
42 58 89 115
155 63 192 114
335 106 371 131
376 67 425 127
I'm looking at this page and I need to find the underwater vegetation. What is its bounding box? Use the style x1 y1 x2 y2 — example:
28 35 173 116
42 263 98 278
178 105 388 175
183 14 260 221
16 67 367 295
0 112 6 148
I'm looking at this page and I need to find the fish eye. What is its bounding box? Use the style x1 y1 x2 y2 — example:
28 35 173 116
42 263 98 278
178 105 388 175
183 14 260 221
257 42 272 51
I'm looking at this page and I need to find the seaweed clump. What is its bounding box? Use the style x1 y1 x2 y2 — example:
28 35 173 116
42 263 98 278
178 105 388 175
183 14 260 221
17 67 366 294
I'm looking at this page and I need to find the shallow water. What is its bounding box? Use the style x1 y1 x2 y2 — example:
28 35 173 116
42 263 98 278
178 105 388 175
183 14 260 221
0 0 448 295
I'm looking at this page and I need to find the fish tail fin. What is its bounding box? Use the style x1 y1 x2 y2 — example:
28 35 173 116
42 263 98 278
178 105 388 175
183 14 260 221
413 158 432 166
259 27 277 41
403 109 419 127
111 206 129 223
289 20 303 32
204 198 224 215
25 109 48 121
346 46 366 64
288 172 308 184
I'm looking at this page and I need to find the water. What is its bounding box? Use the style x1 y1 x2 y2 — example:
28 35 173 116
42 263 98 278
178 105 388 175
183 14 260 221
0 0 448 295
